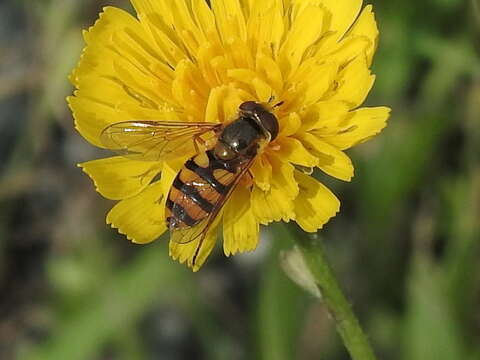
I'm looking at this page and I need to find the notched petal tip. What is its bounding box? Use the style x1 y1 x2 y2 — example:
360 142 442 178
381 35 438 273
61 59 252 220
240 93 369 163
78 157 161 200
223 186 260 256
323 106 391 150
168 229 218 272
293 171 340 233
105 181 167 244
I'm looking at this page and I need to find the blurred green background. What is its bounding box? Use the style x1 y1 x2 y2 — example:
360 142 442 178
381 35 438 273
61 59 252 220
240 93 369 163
0 0 479 359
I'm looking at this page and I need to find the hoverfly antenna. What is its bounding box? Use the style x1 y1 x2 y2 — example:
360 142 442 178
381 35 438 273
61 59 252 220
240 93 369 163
273 100 284 108
267 94 275 104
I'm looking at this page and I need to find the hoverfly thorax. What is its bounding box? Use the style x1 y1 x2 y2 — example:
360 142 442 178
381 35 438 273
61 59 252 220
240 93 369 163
239 101 279 141
214 101 279 160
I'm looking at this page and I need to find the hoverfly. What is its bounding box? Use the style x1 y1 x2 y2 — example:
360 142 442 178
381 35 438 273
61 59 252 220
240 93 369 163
101 101 281 263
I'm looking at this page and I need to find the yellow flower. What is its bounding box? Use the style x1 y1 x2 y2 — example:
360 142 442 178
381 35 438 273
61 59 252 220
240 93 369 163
68 0 390 271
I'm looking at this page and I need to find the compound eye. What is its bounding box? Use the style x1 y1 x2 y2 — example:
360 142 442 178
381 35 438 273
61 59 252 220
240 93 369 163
239 101 258 112
214 143 236 160
259 112 279 140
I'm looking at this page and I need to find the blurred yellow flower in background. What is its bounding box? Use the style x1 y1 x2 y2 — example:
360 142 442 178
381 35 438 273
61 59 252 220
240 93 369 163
68 0 390 271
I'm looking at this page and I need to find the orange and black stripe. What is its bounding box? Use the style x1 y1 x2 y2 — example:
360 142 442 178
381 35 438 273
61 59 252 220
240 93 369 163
166 150 237 230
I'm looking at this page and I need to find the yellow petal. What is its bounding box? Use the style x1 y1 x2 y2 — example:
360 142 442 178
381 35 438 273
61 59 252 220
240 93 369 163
315 35 371 68
276 137 318 167
247 0 284 56
161 0 204 54
137 13 191 67
133 0 210 58
79 7 173 85
130 0 162 15
223 186 259 256
68 93 180 148
112 57 172 108
327 55 375 108
196 42 223 88
269 153 299 200
204 85 252 124
279 4 325 75
251 185 296 224
317 0 362 41
72 7 136 85
255 53 284 96
191 0 221 44
291 61 339 107
298 133 354 181
345 4 378 66
69 6 180 147
211 0 248 43
106 181 167 244
293 171 340 232
68 95 124 148
169 227 218 272
278 112 301 137
250 155 272 191
300 101 350 133
323 106 391 150
251 77 275 102
250 152 299 224
227 68 274 102
224 36 255 70
227 68 257 84
79 156 160 200
172 59 210 118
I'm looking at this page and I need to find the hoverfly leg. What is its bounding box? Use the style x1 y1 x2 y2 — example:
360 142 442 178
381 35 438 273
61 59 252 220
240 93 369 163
151 195 167 226
273 100 284 108
266 94 284 110
131 167 160 186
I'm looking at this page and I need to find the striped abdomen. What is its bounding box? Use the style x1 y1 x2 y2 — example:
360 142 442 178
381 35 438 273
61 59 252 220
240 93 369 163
165 150 238 230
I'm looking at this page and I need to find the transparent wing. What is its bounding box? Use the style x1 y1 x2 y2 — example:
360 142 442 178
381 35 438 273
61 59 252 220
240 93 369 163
169 156 255 268
100 121 222 162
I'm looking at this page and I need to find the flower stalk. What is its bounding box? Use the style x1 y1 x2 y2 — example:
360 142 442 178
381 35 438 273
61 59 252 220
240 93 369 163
288 225 377 360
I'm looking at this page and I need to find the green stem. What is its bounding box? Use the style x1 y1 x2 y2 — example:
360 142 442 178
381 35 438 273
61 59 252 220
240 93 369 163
290 227 378 360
